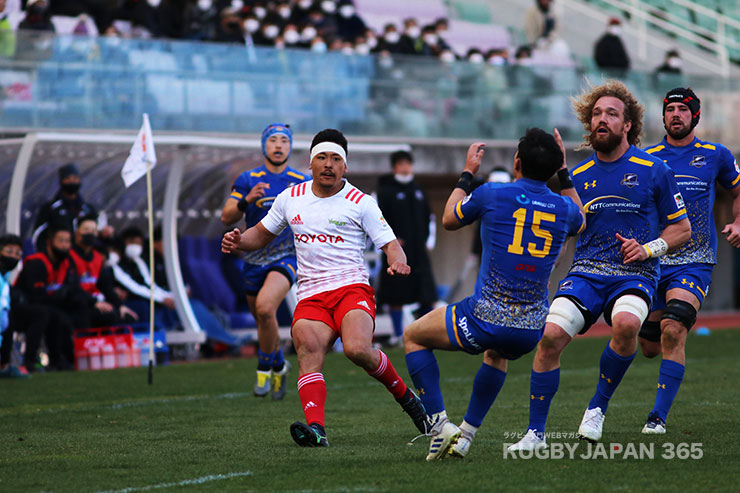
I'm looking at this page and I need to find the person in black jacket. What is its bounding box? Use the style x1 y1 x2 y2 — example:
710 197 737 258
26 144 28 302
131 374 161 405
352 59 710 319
32 163 99 252
376 150 437 344
594 17 630 74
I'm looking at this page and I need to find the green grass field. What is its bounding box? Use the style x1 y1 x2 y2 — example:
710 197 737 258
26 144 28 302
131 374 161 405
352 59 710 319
2 328 740 492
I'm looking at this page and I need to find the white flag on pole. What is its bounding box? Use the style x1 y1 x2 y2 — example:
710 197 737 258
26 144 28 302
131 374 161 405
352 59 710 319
121 113 157 188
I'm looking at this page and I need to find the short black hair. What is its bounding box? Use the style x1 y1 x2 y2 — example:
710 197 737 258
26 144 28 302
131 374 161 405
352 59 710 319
310 129 348 154
75 214 98 230
47 221 72 241
517 128 563 182
0 234 22 250
120 226 144 242
390 150 413 167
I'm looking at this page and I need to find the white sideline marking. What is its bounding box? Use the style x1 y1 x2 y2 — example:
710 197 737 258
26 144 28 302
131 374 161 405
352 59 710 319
95 471 252 493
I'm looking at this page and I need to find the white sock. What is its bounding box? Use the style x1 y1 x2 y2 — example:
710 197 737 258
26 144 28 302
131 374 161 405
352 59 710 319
460 420 478 439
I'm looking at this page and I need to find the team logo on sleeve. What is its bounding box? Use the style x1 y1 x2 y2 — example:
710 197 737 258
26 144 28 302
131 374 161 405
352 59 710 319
461 195 471 205
379 215 388 227
620 173 639 188
559 280 573 290
734 159 739 173
673 193 685 209
689 155 706 168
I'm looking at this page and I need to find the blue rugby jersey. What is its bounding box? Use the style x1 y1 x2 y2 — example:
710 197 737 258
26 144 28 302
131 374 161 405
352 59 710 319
453 177 583 329
644 137 740 265
230 164 308 265
570 145 687 282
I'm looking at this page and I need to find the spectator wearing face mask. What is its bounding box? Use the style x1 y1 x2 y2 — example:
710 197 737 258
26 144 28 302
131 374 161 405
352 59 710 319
14 224 83 371
181 0 218 41
290 0 313 26
282 22 301 47
308 2 337 40
415 24 442 57
113 0 164 38
466 48 485 64
253 16 281 46
376 23 402 54
298 23 318 48
46 0 113 33
0 234 28 377
336 0 364 42
18 0 54 31
594 17 630 73
32 164 99 253
434 17 452 52
398 17 419 55
217 2 248 43
486 48 509 66
656 49 683 75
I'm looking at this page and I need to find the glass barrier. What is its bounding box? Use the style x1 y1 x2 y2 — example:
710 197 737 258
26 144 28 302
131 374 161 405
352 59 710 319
2 32 740 144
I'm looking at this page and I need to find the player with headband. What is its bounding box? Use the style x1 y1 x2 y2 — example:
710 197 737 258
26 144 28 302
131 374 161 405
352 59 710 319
638 88 740 434
221 123 308 400
222 128 428 447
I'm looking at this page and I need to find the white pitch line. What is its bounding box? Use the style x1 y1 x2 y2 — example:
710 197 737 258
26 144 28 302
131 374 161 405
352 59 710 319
95 471 253 493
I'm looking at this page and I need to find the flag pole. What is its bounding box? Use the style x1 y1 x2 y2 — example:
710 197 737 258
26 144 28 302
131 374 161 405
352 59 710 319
146 157 155 385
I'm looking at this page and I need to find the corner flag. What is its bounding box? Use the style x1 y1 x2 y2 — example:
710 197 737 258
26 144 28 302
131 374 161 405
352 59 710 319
121 113 157 188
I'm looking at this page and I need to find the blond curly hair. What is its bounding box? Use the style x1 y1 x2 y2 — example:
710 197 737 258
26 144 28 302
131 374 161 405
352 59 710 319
572 80 644 150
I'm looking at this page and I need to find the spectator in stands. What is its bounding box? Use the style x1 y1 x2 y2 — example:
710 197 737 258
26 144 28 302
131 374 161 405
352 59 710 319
515 45 533 65
242 12 260 39
524 0 558 48
290 0 312 26
376 150 438 346
253 17 280 46
439 48 456 64
157 0 187 39
281 22 300 48
15 224 82 371
275 1 291 24
182 0 218 41
18 0 54 31
298 23 317 48
434 17 452 52
364 27 378 51
376 23 402 54
112 0 161 38
466 48 485 64
308 3 336 40
0 0 17 57
415 24 442 57
48 0 113 33
309 34 327 52
33 163 98 252
353 34 369 55
594 17 630 74
399 17 420 55
336 0 364 42
486 48 509 66
0 234 28 378
656 49 682 75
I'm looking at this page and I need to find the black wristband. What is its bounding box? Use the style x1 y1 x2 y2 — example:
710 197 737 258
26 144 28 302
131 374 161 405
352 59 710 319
557 168 574 190
455 171 474 194
236 197 249 212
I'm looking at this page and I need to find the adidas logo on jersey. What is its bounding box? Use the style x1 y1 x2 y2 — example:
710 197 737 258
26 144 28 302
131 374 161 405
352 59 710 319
291 214 303 225
304 401 318 411
357 300 370 309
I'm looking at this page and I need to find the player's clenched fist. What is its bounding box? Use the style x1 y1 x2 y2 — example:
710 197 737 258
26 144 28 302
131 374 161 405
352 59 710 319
222 228 242 253
387 261 411 276
246 182 270 203
616 233 648 264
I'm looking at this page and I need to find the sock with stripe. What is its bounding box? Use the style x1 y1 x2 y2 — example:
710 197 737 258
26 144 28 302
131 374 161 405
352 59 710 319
272 347 285 372
405 349 444 415
528 368 560 439
588 342 636 413
651 359 685 422
366 350 408 399
463 363 507 428
297 373 326 427
257 349 274 371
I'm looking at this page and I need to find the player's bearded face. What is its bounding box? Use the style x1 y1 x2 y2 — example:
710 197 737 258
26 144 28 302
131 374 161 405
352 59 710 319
310 152 346 189
590 124 623 153
664 103 692 140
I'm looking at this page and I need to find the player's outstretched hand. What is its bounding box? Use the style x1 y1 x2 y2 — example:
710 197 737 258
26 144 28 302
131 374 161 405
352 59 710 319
387 261 411 277
616 233 648 264
222 228 242 253
464 142 486 175
722 223 740 248
553 128 567 170
246 182 270 203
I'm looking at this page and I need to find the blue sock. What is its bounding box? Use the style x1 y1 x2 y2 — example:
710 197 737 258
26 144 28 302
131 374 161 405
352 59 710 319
651 359 685 422
390 309 404 338
272 347 285 372
257 349 274 371
463 363 506 428
588 342 636 413
528 368 560 438
405 349 444 415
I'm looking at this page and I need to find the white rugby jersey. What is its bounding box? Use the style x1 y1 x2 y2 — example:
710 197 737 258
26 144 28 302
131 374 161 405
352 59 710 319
261 179 397 300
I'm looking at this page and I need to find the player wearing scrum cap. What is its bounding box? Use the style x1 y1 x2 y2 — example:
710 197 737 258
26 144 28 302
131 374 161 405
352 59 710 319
221 123 308 400
222 128 428 447
638 88 740 435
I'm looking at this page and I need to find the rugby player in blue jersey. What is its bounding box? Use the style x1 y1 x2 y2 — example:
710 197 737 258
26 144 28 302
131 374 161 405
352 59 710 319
221 123 308 400
508 80 692 451
403 128 586 460
638 88 740 434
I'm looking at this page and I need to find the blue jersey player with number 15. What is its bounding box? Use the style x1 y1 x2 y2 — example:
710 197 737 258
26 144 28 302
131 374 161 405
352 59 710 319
508 81 692 452
403 128 585 461
221 123 308 400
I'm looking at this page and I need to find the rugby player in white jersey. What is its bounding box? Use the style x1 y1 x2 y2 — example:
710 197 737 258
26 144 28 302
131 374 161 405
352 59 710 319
222 128 428 447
